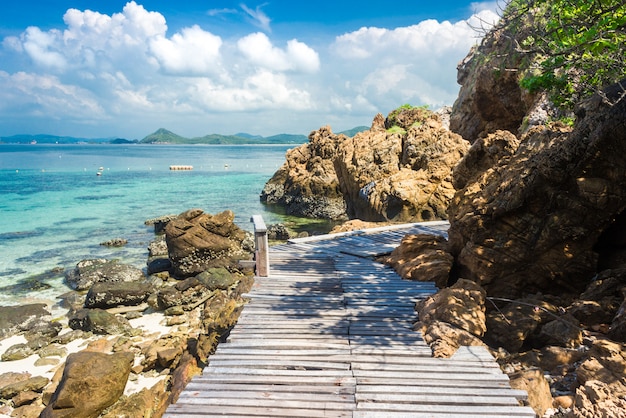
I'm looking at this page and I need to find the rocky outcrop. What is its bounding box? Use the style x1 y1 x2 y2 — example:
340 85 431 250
165 209 252 277
449 13 559 143
262 108 469 223
260 126 347 220
447 84 626 299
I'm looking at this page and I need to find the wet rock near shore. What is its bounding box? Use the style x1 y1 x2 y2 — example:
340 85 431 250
65 259 145 291
0 209 256 417
99 238 128 247
84 281 154 309
0 304 51 339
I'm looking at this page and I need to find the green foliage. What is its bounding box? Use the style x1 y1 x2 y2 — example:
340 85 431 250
507 0 626 108
386 125 406 135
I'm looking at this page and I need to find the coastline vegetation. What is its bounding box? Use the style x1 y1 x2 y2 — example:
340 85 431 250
505 0 626 108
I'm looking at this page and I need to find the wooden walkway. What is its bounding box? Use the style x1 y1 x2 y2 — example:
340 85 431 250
165 222 535 417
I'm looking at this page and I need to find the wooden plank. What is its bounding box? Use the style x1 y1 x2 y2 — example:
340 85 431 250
205 368 354 378
182 383 355 394
208 359 351 370
356 403 536 416
166 405 353 417
194 375 356 386
178 390 354 403
353 370 510 381
355 392 522 406
356 385 529 399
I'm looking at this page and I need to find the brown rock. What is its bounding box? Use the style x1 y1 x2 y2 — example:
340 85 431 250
100 380 169 418
575 339 626 397
142 335 186 371
262 107 468 223
609 295 626 342
571 380 626 418
416 279 487 337
165 209 251 277
261 126 347 220
336 108 468 222
0 376 49 399
0 372 31 389
10 403 45 417
553 394 575 409
384 233 453 288
168 353 201 405
448 81 626 299
485 298 558 353
421 320 486 358
450 18 544 142
12 390 41 407
540 346 584 372
508 368 553 417
451 130 520 190
41 351 134 418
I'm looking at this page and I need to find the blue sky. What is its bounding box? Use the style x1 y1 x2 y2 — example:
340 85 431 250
0 1 500 138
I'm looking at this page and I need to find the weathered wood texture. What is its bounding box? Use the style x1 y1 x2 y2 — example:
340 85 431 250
165 221 535 417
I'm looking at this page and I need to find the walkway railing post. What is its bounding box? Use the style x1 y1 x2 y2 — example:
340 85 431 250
250 215 269 277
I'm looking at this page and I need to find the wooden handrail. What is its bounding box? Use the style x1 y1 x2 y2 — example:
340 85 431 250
250 215 269 277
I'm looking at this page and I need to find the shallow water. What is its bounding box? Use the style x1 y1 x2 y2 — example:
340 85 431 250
0 143 314 305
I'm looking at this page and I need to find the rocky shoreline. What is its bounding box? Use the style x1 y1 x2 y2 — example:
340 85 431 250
0 209 256 417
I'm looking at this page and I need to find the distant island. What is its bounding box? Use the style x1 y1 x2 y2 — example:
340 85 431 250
0 126 369 145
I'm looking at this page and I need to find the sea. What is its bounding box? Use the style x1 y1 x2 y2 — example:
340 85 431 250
0 143 325 307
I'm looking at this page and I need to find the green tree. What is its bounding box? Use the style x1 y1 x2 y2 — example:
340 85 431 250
506 0 626 108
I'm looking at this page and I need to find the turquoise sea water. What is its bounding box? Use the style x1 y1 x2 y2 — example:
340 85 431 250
0 143 305 305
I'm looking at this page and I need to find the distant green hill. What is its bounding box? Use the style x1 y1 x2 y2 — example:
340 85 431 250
338 126 369 137
0 125 370 146
139 128 308 145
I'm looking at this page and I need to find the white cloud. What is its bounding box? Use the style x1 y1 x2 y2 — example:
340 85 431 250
0 71 104 118
328 10 500 111
0 2 498 137
241 4 271 32
237 32 320 73
150 25 223 75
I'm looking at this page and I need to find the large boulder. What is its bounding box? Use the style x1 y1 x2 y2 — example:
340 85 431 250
447 82 626 299
165 209 251 277
383 233 453 288
414 279 488 357
65 259 145 291
262 108 468 223
41 351 134 418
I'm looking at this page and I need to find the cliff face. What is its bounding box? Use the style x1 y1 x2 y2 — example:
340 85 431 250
261 108 469 222
446 6 626 300
448 89 626 298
